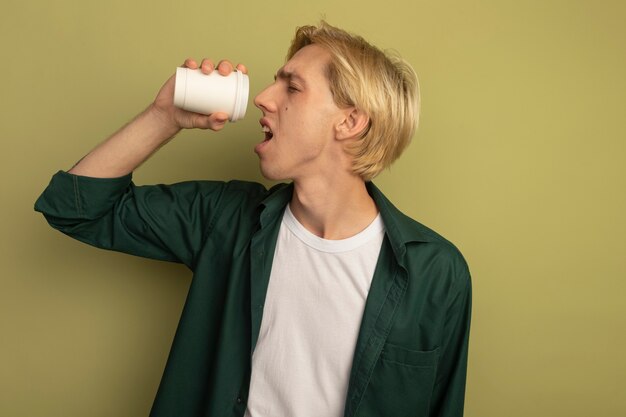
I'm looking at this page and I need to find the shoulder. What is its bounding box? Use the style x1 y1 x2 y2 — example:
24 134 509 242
399 219 471 308
131 180 273 223
374 189 470 289
159 179 270 203
371 183 466 263
405 216 469 276
221 180 270 202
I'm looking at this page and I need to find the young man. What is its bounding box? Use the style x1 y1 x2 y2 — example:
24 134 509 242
35 22 471 417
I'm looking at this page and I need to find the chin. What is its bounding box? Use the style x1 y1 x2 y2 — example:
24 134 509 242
259 162 287 182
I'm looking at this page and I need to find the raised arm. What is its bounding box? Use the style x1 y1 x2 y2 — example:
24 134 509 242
69 58 248 178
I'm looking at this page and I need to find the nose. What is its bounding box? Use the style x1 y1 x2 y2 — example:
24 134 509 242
254 82 277 113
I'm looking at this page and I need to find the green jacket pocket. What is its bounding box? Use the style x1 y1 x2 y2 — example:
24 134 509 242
357 344 440 417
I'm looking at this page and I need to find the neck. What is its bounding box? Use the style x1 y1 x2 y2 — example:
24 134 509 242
289 174 378 240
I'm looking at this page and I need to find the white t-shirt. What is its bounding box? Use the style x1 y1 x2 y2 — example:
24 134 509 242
244 205 385 417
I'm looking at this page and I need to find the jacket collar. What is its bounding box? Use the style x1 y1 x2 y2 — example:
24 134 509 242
259 181 435 262
258 182 293 227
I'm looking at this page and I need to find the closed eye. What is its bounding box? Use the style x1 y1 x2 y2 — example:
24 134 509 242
274 71 303 93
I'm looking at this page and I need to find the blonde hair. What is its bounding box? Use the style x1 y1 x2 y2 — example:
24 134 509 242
287 21 420 181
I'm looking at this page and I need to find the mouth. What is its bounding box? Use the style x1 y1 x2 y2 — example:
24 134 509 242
260 119 274 141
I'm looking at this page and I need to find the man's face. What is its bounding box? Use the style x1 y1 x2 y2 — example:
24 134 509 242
253 44 347 181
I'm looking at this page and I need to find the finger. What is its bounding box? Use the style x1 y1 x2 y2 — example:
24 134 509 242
183 58 199 69
200 58 215 74
216 60 234 76
191 112 229 130
209 112 229 128
235 63 248 74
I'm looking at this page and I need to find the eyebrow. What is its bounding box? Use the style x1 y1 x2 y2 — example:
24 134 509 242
275 68 307 87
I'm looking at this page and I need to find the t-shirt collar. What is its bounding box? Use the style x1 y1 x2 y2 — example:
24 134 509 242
259 182 434 260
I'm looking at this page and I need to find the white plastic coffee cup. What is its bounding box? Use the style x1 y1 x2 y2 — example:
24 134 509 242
173 68 249 121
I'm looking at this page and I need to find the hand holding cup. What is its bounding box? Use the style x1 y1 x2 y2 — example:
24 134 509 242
151 59 249 132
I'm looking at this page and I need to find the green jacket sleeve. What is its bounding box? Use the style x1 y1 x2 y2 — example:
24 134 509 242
430 259 472 417
34 170 227 268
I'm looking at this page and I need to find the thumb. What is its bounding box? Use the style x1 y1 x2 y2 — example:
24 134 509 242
192 112 229 130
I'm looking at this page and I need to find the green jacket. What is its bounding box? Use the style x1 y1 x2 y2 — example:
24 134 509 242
35 171 471 417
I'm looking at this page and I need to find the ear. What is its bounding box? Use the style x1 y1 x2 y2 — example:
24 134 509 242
335 108 370 141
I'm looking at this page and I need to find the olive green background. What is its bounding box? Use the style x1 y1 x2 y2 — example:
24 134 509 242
1 0 625 416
